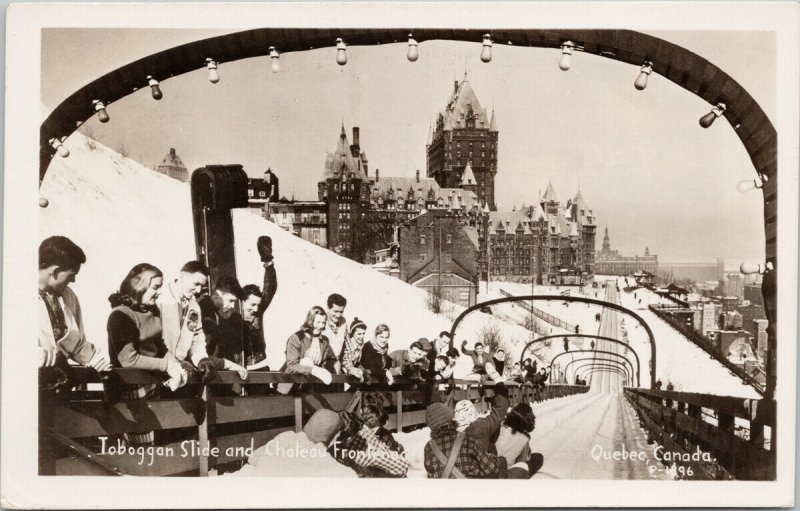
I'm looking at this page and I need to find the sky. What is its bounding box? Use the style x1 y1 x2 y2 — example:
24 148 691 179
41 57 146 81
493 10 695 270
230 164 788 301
40 28 774 265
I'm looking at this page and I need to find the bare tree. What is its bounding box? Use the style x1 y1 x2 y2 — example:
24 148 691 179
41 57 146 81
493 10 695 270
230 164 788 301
425 284 444 314
478 322 504 353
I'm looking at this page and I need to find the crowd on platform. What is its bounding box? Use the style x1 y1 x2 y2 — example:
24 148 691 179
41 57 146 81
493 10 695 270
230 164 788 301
38 234 551 471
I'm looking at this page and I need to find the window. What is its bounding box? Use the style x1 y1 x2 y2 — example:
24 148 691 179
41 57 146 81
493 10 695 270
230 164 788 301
421 234 427 244
460 290 470 302
446 234 452 244
420 253 427 261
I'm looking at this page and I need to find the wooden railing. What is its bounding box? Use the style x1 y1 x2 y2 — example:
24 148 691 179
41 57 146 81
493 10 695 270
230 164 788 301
39 367 589 477
499 289 577 332
624 388 775 480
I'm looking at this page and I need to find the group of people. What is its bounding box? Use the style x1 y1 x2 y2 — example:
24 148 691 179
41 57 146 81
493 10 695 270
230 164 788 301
291 383 542 479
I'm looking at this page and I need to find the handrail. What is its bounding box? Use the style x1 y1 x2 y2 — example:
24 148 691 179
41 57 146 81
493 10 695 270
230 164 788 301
626 388 774 425
499 289 576 332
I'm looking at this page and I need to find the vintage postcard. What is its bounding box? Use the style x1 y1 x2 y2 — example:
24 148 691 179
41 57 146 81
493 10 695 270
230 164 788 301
2 1 798 508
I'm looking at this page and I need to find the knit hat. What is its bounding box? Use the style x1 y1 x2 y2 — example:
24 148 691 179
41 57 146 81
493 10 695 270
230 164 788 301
417 337 432 351
303 409 342 444
425 403 454 430
349 317 367 335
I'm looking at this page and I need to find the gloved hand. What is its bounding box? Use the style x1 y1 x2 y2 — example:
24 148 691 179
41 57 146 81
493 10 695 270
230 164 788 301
461 340 468 349
257 235 273 263
385 370 394 385
40 347 59 367
310 365 332 385
86 350 113 372
196 357 218 385
165 359 188 391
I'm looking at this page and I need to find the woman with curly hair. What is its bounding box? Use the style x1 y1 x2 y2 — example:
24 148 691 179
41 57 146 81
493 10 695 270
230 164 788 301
494 402 543 478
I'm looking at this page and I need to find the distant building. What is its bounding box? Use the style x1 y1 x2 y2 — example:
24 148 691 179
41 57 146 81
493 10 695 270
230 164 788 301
265 200 328 248
740 304 767 335
699 302 718 336
398 211 481 306
722 273 744 299
752 319 768 362
154 148 188 182
659 258 725 282
743 283 764 307
595 226 657 276
720 310 743 330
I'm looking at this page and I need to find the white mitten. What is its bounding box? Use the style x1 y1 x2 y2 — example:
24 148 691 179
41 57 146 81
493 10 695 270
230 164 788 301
165 359 187 391
310 365 333 385
299 357 315 367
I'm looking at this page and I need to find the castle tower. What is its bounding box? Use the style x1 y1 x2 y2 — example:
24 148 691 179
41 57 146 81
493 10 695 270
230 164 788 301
427 73 498 210
602 225 611 252
155 147 188 182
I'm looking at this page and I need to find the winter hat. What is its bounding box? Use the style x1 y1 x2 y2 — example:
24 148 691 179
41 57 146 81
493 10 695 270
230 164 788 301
303 409 342 444
417 337 432 351
454 400 479 431
425 403 454 430
349 317 367 335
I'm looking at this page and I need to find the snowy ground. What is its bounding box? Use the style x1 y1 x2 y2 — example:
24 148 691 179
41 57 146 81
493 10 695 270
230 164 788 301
39 133 544 376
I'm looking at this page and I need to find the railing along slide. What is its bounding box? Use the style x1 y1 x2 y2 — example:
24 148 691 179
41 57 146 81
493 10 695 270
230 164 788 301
39 368 589 477
624 388 775 480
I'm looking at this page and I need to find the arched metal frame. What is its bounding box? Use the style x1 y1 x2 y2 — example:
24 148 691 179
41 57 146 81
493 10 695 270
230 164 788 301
567 360 631 387
40 27 777 398
450 295 655 387
518 333 642 382
581 367 631 386
549 349 639 386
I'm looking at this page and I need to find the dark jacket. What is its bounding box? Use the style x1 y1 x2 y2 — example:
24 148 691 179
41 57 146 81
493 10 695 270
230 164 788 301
360 342 391 382
462 346 490 374
424 423 507 479
388 349 430 378
107 305 169 372
280 329 337 373
464 394 510 453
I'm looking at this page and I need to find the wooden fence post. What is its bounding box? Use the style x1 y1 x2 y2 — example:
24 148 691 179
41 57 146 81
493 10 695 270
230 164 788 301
395 391 403 432
198 386 209 477
294 396 303 433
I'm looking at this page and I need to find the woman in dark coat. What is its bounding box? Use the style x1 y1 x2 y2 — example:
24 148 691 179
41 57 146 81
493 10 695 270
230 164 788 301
359 324 393 384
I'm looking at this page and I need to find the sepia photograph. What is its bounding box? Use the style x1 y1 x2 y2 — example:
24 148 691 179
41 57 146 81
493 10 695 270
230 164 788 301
2 2 798 508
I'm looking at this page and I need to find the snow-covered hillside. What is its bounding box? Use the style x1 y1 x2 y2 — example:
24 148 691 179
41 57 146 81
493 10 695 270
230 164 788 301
39 133 543 375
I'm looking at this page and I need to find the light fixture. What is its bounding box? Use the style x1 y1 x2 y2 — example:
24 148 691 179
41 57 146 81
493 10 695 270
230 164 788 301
699 102 726 128
634 61 653 90
559 41 575 71
740 261 774 275
269 46 280 73
206 58 220 83
147 76 162 100
480 34 493 63
49 137 69 158
407 34 419 62
92 100 109 123
336 38 347 66
736 176 764 193
39 198 49 208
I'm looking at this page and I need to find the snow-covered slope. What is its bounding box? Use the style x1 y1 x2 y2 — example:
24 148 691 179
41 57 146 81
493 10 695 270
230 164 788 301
39 133 543 374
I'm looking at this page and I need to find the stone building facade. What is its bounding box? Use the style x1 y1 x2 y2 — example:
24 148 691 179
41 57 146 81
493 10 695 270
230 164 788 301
154 148 188 182
595 226 658 276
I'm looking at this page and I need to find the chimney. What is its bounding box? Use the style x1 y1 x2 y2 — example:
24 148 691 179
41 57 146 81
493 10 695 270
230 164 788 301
351 127 360 156
375 169 379 182
169 148 176 156
416 169 420 183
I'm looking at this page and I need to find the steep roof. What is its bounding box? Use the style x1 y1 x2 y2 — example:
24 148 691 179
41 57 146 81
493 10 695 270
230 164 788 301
542 181 559 203
488 108 498 132
157 148 186 169
321 125 367 181
413 273 473 287
440 77 490 131
460 161 477 186
488 211 533 234
572 189 596 226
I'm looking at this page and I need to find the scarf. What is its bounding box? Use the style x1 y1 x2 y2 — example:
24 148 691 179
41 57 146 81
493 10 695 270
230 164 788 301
371 337 388 355
454 400 490 432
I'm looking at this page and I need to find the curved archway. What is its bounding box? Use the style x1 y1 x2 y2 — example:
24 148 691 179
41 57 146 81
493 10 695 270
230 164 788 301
549 349 638 386
567 359 631 386
452 296 655 385
518 333 642 382
40 27 777 397
581 367 630 386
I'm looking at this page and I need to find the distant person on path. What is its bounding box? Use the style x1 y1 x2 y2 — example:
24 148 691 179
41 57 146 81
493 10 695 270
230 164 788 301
39 236 112 377
360 324 394 384
655 379 663 389
322 293 348 373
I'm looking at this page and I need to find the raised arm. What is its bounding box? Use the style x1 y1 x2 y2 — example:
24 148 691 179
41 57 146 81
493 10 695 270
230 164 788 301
256 236 277 317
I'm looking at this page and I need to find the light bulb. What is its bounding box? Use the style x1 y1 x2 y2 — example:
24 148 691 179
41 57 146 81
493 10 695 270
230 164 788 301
147 76 163 100
699 102 726 128
736 177 763 193
206 58 220 83
336 38 347 66
39 197 49 208
93 100 109 123
559 41 574 71
269 46 280 73
407 34 419 62
740 261 773 275
480 34 492 63
49 137 70 158
635 61 653 90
